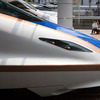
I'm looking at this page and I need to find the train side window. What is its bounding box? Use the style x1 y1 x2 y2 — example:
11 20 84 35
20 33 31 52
39 38 92 52
0 0 43 21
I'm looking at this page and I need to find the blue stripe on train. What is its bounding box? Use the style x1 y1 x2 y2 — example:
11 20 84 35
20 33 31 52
32 21 100 49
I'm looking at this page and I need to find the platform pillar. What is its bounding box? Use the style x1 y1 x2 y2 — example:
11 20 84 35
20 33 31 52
58 0 73 29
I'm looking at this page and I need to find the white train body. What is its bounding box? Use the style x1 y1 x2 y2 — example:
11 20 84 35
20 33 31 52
0 13 100 97
0 13 100 65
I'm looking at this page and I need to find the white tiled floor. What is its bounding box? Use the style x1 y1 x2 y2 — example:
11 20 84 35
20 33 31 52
75 29 91 36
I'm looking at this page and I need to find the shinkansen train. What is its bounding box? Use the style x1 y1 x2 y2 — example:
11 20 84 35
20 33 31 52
3 0 57 23
0 12 100 97
0 0 100 97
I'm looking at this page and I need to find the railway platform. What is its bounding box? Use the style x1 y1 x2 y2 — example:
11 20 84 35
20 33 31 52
75 29 100 40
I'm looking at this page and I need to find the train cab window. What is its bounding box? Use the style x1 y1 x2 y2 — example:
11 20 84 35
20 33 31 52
10 1 27 9
0 0 43 21
39 38 92 52
10 1 37 11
